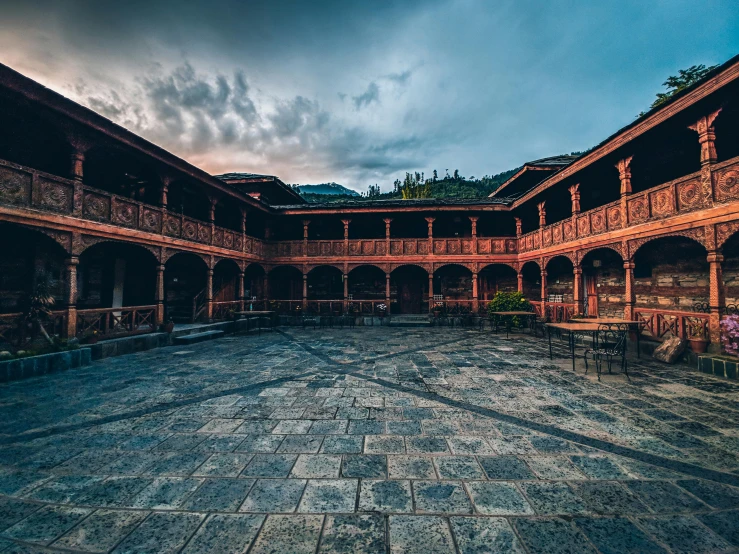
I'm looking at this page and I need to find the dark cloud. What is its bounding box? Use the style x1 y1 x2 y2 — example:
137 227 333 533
352 82 380 110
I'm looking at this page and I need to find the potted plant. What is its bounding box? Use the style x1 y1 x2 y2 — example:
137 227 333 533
688 321 709 353
163 318 175 333
433 302 444 318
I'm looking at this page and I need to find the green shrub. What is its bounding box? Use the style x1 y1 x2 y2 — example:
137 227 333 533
486 291 533 327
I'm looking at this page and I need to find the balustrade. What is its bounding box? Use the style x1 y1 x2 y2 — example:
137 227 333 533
75 306 156 339
635 308 709 341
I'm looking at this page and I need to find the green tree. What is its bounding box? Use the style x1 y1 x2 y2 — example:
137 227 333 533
649 64 718 111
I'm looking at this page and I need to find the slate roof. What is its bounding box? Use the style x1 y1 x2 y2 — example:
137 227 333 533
272 196 515 210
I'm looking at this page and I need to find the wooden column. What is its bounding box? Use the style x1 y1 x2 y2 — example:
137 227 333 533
70 148 85 217
342 219 350 261
238 270 246 311
469 216 478 254
159 178 171 209
425 217 435 256
537 202 546 247
302 273 308 310
206 268 214 321
569 184 581 215
343 273 349 314
240 208 247 253
689 108 722 207
616 156 633 224
385 273 391 307
155 264 165 325
263 275 269 303
208 197 217 245
573 263 583 316
707 250 725 348
302 220 310 256
540 268 547 314
515 217 522 237
517 271 524 293
624 260 636 321
65 256 79 339
428 272 434 313
472 272 479 313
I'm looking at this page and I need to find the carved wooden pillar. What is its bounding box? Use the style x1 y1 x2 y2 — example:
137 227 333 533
302 273 308 310
469 216 478 254
515 217 522 237
616 156 633 224
384 218 392 255
385 273 391 308
263 274 269 303
517 271 524 293
537 202 546 250
689 108 722 208
206 268 214 321
342 219 350 256
623 260 636 321
70 148 86 217
472 272 479 313
302 220 310 257
240 208 247 253
568 184 581 216
343 273 349 313
707 250 725 348
573 262 583 316
425 217 435 256
155 264 165 325
428 272 434 313
238 270 246 311
208 197 217 245
540 268 547 313
159 177 171 209
64 256 79 339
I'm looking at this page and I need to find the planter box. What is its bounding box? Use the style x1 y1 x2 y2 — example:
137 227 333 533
0 348 92 383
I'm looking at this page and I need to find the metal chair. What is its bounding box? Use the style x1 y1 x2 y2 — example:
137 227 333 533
583 323 629 381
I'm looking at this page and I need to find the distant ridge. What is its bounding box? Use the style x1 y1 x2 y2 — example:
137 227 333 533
296 183 360 196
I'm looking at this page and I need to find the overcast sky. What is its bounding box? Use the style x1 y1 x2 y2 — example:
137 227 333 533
1 1 737 192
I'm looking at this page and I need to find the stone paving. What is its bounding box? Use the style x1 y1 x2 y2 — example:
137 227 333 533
0 327 738 553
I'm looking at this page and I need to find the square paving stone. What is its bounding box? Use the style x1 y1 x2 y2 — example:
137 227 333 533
359 480 413 513
319 514 385 553
387 456 437 479
236 435 284 453
364 436 405 454
526 457 587 480
272 419 314 434
388 515 455 554
53 509 148 552
387 421 422 435
575 516 669 554
298 479 358 513
696 510 739 547
519 482 590 515
194 435 246 452
569 456 629 479
241 454 297 478
310 421 348 435
277 435 324 453
637 515 732 554
181 478 254 512
676 479 739 509
74 476 152 507
111 512 204 554
181 514 264 554
450 516 525 553
239 479 307 513
341 455 387 478
447 437 495 455
412 481 473 514
489 437 537 455
348 421 385 435
0 497 39 532
434 456 485 480
250 514 323 554
478 456 536 480
570 481 650 515
197 418 245 433
513 517 597 554
466 482 534 515
529 436 581 454
118 434 170 451
625 481 709 513
193 453 252 477
129 477 202 509
25 475 104 504
291 455 342 478
2 505 91 545
235 420 276 434
405 437 449 454
143 452 210 476
154 434 207 451
321 435 364 454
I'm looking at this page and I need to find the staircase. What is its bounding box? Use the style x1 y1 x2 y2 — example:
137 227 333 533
387 314 433 327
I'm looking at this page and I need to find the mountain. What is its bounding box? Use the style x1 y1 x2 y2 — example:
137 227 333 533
296 183 360 196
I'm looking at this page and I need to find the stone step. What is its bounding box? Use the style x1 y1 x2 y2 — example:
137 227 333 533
387 315 432 327
172 330 225 345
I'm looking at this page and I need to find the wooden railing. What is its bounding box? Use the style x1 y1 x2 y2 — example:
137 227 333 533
306 300 345 315
348 300 387 315
0 158 263 255
431 299 476 314
635 308 709 341
531 302 575 322
267 300 303 315
76 305 156 339
211 300 243 321
0 311 67 348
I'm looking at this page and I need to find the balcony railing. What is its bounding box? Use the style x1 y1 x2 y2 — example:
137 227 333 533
0 158 263 255
519 156 739 253
76 306 156 339
635 308 709 342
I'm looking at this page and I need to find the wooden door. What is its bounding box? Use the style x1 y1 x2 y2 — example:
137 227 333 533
400 282 422 313
585 273 598 316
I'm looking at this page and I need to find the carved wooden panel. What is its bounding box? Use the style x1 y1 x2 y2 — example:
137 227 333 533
212 228 224 247
542 228 552 246
319 242 332 256
375 242 386 256
361 241 375 255
307 242 319 256
404 241 417 255
577 214 590 236
332 242 344 256
0 165 31 205
197 223 211 243
649 187 675 218
418 241 429 255
717 222 739 248
112 198 138 228
82 192 111 221
506 239 517 253
715 168 739 202
627 196 649 223
590 208 606 234
390 241 402 255
525 235 533 251
462 240 473 254
606 206 622 230
564 221 575 240
244 239 253 253
141 208 162 233
223 231 234 249
677 178 702 211
448 240 461 254
181 219 198 240
533 234 540 248
163 215 181 237
37 178 73 212
434 240 446 254
552 224 563 243
492 240 504 254
478 239 491 254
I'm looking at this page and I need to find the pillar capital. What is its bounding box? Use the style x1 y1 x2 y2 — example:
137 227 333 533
623 260 635 270
616 156 633 195
514 217 522 237
424 217 435 224
707 251 724 264
568 183 581 215
689 108 722 165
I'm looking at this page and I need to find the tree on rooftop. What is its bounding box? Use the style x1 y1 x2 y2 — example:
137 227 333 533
648 64 718 111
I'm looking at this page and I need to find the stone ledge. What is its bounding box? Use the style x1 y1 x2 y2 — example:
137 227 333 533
698 354 739 380
0 348 92 383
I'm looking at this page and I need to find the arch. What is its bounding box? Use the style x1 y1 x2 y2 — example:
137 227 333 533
581 247 626 317
307 265 343 300
268 265 302 300
433 262 476 273
632 235 709 311
348 263 386 275
544 253 575 270
479 261 518 273
0 222 68 313
520 260 542 303
578 244 624 265
78 238 160 264
545 255 575 305
213 258 241 303
348 265 385 300
433 264 473 300
390 264 429 314
164 252 209 322
78 240 158 310
478 263 518 302
629 230 708 259
390 262 430 274
244 263 266 301
306 263 344 274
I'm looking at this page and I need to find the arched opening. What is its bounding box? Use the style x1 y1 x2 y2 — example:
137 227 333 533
722 232 739 309
546 256 574 304
633 236 708 311
167 181 211 222
479 264 518 302
433 264 473 301
348 265 385 300
244 264 266 302
520 261 541 303
581 248 625 317
307 266 343 300
268 266 302 300
390 265 429 314
164 253 208 322
0 223 66 314
214 200 243 232
213 259 240 303
78 242 157 310
83 146 161 204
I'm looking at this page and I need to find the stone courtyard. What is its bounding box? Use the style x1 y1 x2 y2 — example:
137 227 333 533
0 328 738 553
